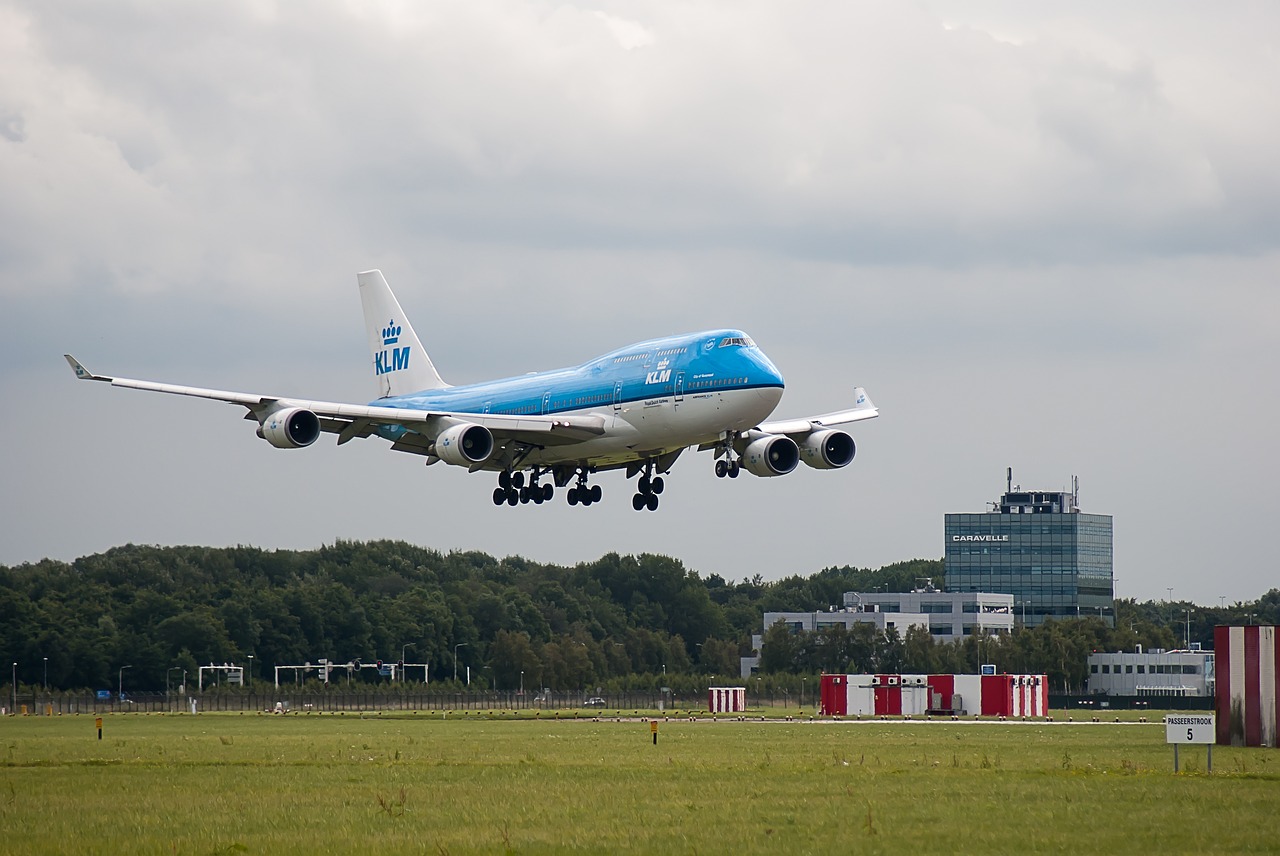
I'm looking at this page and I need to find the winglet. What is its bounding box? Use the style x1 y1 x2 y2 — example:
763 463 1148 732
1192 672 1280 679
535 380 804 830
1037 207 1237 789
852 387 875 411
64 355 110 382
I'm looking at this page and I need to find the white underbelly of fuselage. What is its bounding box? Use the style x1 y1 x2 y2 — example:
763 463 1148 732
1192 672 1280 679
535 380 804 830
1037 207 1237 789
524 386 784 469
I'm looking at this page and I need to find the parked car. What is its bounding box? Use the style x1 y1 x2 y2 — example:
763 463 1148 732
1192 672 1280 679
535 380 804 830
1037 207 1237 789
583 697 607 707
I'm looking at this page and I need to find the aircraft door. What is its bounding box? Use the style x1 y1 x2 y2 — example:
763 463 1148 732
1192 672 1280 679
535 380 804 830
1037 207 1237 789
541 392 551 415
674 371 684 406
613 381 623 411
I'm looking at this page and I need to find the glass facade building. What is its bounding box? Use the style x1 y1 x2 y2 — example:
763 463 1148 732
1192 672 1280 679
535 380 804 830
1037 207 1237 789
944 486 1113 627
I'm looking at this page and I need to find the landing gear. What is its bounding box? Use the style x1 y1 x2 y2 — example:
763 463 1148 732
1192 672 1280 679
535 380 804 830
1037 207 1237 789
714 435 741 479
714 458 740 479
566 469 601 507
632 461 664 511
494 469 553 506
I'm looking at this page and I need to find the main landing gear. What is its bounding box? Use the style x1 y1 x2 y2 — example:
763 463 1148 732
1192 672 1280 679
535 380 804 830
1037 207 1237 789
714 458 740 478
493 469 554 506
631 462 664 512
566 470 602 507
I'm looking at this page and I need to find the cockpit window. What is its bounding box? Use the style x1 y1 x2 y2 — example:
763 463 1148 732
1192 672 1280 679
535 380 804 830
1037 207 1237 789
718 336 754 348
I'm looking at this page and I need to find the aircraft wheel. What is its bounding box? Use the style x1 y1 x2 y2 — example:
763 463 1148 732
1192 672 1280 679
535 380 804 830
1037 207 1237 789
646 493 659 511
590 485 602 503
512 471 526 489
542 483 553 501
632 493 646 511
728 460 740 478
532 488 544 505
651 477 664 495
715 460 727 478
638 475 650 494
493 488 506 506
506 490 519 506
499 471 512 490
567 488 579 506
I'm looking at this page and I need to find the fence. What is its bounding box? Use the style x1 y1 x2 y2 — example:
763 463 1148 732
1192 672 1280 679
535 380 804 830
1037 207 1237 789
3 686 822 715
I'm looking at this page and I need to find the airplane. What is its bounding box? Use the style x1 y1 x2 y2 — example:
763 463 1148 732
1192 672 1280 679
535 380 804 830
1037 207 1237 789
65 270 878 511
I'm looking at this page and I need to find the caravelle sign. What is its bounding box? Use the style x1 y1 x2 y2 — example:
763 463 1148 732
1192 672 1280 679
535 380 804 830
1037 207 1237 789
951 535 1010 542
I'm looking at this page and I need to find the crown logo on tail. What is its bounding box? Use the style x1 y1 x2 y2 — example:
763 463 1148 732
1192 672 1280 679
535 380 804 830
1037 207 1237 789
382 321 401 346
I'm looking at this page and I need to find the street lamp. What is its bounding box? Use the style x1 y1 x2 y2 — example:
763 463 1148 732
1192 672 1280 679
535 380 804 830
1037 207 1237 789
520 670 524 694
43 657 48 691
118 665 132 700
401 643 414 682
454 643 468 682
247 654 254 688
10 662 15 713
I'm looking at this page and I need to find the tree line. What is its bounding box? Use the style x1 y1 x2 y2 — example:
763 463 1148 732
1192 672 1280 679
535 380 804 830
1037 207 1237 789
1 541 1275 695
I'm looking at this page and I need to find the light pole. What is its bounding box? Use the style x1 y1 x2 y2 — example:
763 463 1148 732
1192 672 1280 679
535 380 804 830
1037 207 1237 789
1017 601 1028 626
10 662 15 713
167 667 183 706
401 643 414 682
454 643 468 683
247 654 254 688
43 657 48 691
1184 609 1192 649
118 665 132 700
520 670 524 695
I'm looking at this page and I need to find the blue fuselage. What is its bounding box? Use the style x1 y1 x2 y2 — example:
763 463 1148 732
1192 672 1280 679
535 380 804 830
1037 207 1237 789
371 330 786 467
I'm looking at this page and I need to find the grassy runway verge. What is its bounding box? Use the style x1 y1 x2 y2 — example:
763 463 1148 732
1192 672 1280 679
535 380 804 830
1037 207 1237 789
1 711 1274 854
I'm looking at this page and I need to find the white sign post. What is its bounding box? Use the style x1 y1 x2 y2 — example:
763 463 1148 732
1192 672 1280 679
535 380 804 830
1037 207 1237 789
1165 714 1215 772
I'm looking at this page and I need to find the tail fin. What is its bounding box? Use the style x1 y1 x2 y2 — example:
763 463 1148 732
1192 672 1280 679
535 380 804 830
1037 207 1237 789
357 270 449 398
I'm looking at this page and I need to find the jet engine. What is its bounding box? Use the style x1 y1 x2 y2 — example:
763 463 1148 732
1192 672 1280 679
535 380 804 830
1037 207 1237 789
798 429 856 469
434 422 495 467
741 434 799 477
258 408 321 449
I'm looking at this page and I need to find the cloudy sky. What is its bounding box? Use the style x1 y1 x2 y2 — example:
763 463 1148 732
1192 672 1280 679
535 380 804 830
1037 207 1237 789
2 1 1277 604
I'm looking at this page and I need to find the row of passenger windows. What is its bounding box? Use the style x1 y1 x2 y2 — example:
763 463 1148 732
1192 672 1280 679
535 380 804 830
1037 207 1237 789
613 353 649 364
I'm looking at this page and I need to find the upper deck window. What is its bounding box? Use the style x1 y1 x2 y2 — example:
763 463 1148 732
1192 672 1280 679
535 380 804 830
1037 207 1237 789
718 336 754 348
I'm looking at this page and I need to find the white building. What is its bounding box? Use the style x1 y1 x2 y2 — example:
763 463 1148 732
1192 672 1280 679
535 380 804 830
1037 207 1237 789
740 606 931 679
1087 648 1215 698
739 589 1017 678
845 589 1016 642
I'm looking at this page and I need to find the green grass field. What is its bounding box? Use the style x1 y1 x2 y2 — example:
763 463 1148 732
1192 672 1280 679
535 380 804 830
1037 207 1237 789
1 711 1274 854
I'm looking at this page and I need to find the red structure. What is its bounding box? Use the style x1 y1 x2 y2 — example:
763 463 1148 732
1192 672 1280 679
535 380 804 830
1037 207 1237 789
708 686 746 713
1215 625 1278 747
820 673 1047 717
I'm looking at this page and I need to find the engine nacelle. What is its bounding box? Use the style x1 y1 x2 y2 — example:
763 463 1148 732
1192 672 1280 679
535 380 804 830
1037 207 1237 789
258 408 321 449
799 429 856 470
741 434 800 477
434 422 495 467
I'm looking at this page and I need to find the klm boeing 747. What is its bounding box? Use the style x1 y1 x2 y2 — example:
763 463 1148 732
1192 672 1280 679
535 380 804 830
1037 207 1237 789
66 270 878 511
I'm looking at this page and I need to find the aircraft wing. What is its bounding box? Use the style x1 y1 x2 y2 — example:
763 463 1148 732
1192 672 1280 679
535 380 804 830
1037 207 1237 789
756 387 879 438
63 355 606 447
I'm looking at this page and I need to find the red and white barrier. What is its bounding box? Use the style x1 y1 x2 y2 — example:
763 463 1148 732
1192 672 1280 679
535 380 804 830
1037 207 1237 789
708 686 746 713
819 673 1047 717
1215 625 1278 747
